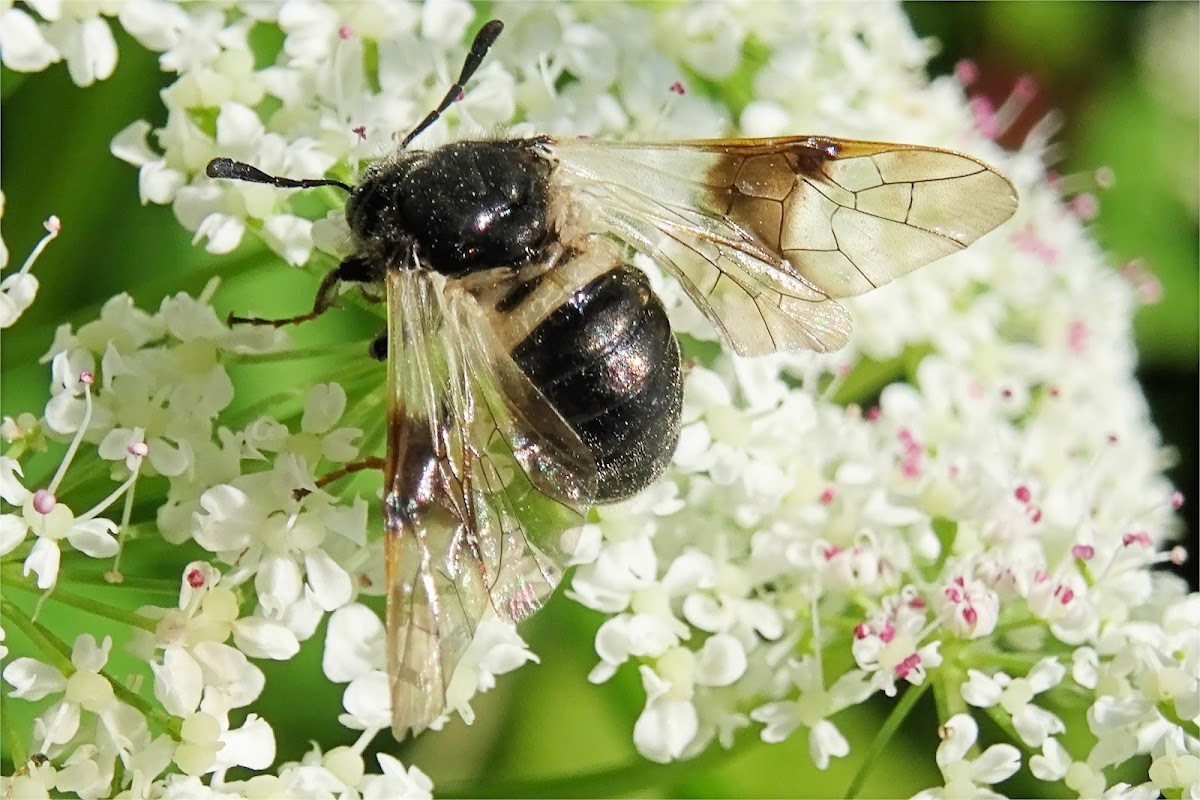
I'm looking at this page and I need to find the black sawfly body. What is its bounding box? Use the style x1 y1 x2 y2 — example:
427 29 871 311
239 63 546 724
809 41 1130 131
341 136 684 502
207 18 1018 737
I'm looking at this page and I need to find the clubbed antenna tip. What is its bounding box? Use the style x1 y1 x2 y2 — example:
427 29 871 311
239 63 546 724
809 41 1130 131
204 157 352 193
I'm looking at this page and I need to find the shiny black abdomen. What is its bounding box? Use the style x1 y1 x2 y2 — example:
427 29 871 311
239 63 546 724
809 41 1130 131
512 266 682 501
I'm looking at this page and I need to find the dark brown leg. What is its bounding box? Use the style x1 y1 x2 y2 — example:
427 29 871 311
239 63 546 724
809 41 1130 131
229 256 375 327
293 456 386 500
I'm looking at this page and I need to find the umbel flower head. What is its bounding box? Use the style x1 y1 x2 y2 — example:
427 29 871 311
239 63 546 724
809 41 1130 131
1 1 1195 798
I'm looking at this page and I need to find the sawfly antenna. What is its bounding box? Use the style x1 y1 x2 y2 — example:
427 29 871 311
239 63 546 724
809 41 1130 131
400 19 504 149
201 158 350 191
204 158 353 193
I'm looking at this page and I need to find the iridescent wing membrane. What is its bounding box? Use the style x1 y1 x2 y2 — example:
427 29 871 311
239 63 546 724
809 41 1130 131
383 269 597 736
546 136 1019 356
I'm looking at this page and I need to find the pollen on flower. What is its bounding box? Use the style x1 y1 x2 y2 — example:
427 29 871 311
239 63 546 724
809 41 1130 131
1121 531 1152 547
1010 222 1059 264
32 488 56 514
187 568 206 588
1014 485 1032 504
1069 193 1100 220
127 441 149 458
1071 544 1095 560
894 653 921 679
353 125 367 140
669 81 686 95
1067 320 1089 354
954 59 980 87
338 25 354 40
79 371 94 385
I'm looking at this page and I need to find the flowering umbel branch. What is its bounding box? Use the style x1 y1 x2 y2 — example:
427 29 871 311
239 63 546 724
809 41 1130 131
2 1 1195 798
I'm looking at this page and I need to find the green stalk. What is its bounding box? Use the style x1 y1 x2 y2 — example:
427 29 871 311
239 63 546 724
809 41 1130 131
53 569 180 595
0 596 74 675
4 573 157 633
844 682 930 799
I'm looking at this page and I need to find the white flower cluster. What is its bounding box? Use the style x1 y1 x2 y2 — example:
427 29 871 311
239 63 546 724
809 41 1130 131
1 0 1195 798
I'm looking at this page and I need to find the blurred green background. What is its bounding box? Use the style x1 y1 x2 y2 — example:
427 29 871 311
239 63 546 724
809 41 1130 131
1 2 1196 797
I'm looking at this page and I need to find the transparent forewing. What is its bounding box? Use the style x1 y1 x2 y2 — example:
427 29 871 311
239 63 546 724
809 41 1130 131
548 136 1018 356
383 270 596 737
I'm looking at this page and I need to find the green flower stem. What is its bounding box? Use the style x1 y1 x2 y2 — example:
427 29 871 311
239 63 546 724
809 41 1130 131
54 568 180 595
0 596 74 675
829 356 905 407
110 673 183 741
844 682 931 799
3 569 157 633
2 695 30 772
231 356 379 424
7 247 273 370
229 339 374 365
1 586 183 740
981 704 1026 750
447 728 756 798
1159 701 1200 740
962 648 1061 674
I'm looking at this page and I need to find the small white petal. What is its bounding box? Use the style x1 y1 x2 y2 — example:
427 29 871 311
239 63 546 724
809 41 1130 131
193 213 245 254
304 549 353 611
34 699 80 746
148 437 190 477
695 633 747 687
321 428 361 463
936 714 979 767
234 616 301 660
262 213 313 266
215 102 265 148
0 273 39 327
961 669 1003 707
66 518 119 557
420 0 473 43
633 698 698 764
152 647 203 717
216 714 276 770
1012 705 1065 748
256 554 303 615
109 120 157 167
971 743 1022 784
193 641 266 713
70 634 111 671
323 604 384 682
24 537 61 588
750 701 799 744
342 671 392 730
3 657 67 699
0 9 60 72
139 160 186 204
1026 656 1066 693
0 458 30 506
1029 738 1071 781
809 719 850 770
0 514 29 555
